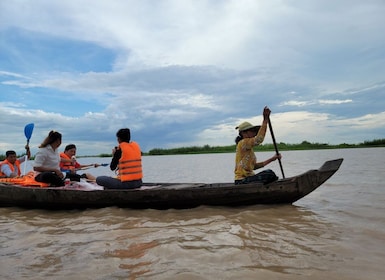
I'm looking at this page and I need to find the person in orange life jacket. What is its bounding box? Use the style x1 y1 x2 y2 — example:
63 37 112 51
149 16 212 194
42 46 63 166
60 144 99 181
96 128 143 189
0 145 31 178
33 130 77 186
234 106 282 185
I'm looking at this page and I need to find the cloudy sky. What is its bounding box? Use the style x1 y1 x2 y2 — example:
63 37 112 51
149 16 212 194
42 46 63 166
1 0 384 156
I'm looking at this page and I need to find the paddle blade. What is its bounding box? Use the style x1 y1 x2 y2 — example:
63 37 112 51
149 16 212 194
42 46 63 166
100 163 109 167
24 123 34 142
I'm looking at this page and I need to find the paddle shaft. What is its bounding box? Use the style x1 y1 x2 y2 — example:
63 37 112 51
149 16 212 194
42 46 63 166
77 163 108 171
267 117 285 179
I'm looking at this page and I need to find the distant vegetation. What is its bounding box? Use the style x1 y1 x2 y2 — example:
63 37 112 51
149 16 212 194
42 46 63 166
1 139 384 160
146 138 385 156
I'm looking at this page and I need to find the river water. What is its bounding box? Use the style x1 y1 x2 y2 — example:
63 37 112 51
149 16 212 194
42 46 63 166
1 148 384 279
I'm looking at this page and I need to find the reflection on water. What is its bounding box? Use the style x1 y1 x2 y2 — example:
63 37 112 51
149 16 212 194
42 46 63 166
1 205 345 279
107 241 158 278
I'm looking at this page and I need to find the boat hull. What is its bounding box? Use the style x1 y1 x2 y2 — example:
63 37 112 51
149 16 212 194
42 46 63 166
0 158 343 210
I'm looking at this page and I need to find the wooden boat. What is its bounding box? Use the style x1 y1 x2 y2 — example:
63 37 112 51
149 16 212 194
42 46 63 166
0 158 343 210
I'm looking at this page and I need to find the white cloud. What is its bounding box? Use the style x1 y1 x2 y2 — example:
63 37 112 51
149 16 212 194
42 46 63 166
336 111 385 129
319 99 352 105
2 0 384 75
197 110 385 147
1 1 385 155
280 101 312 107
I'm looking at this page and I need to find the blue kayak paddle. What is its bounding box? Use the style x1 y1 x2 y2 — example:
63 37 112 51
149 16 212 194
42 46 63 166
24 123 34 145
23 123 34 175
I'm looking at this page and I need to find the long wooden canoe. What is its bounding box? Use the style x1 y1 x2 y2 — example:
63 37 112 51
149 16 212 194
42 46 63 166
0 158 343 210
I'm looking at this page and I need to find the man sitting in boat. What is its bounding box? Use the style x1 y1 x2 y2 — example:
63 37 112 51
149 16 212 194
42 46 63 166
60 144 99 181
96 128 143 189
234 106 281 185
0 145 31 178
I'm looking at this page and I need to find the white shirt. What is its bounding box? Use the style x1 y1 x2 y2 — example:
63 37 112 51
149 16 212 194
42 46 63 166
33 145 60 171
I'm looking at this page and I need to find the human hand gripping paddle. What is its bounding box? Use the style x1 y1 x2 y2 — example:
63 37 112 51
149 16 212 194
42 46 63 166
23 123 34 175
267 116 285 179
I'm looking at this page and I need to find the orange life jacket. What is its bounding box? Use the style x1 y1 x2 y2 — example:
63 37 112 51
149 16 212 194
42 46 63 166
59 152 79 171
60 152 72 170
118 141 143 181
0 159 22 177
0 171 50 187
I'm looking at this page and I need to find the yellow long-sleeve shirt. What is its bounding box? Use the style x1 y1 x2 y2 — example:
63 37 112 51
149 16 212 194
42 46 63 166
234 122 267 180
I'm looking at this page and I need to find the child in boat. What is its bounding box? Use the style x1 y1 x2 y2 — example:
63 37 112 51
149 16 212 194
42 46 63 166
234 106 281 185
60 144 99 181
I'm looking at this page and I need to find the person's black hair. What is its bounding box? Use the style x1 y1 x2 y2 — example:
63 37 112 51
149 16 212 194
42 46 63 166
65 144 76 151
5 150 16 157
235 134 243 145
116 128 131 142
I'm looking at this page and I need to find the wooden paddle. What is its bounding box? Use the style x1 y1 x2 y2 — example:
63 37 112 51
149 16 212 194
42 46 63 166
267 117 285 179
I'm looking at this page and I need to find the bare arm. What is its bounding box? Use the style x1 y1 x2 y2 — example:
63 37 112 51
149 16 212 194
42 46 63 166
254 154 282 170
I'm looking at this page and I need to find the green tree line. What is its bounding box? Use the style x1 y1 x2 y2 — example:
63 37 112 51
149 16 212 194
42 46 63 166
1 138 384 160
146 138 385 156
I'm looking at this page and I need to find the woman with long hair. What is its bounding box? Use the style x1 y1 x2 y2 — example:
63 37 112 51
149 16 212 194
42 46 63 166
33 130 66 186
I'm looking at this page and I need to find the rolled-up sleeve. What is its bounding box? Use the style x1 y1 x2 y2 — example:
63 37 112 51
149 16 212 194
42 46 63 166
253 122 267 146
